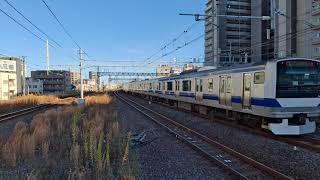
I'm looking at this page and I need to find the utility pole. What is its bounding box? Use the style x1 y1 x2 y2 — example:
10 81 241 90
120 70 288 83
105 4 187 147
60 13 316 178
46 39 50 75
79 48 84 105
21 56 26 96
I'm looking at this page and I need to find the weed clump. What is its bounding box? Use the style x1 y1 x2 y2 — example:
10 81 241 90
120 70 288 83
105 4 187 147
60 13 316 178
0 95 137 179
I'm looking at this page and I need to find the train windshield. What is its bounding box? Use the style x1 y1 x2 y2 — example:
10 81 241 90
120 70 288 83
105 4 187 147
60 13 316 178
276 60 320 98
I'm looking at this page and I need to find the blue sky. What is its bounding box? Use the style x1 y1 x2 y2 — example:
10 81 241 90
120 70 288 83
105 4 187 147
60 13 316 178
0 0 206 77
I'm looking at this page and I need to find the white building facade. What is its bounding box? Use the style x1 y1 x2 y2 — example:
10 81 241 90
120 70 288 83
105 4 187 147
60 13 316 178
0 57 25 100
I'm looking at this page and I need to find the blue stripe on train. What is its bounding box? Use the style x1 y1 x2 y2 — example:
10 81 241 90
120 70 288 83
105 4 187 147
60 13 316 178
203 95 281 107
179 92 195 98
165 91 175 96
203 94 219 101
231 96 242 103
251 98 281 107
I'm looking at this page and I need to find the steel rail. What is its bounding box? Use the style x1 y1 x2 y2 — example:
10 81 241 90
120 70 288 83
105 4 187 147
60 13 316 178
115 92 292 180
133 92 320 154
0 104 53 122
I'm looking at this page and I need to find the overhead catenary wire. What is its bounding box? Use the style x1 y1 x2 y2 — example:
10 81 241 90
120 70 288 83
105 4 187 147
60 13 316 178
146 33 205 65
0 6 49 45
41 0 80 49
3 0 62 48
138 21 201 67
0 1 79 64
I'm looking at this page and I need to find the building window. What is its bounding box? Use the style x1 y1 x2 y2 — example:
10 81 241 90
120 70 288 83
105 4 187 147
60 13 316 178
254 72 265 84
208 78 214 92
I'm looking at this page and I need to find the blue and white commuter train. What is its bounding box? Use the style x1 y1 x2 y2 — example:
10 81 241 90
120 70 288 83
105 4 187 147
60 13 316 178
123 58 320 135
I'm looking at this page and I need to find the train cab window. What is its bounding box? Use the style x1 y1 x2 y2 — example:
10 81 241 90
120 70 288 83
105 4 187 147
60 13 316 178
276 60 320 98
208 78 213 92
182 80 191 91
254 72 265 84
167 82 173 91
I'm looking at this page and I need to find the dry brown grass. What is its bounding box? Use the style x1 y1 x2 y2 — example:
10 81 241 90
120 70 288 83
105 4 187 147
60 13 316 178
1 95 137 179
0 95 76 114
85 95 112 107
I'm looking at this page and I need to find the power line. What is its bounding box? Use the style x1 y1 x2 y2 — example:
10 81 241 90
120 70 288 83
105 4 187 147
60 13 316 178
3 0 62 48
146 33 205 65
139 22 200 67
41 0 80 49
0 6 48 44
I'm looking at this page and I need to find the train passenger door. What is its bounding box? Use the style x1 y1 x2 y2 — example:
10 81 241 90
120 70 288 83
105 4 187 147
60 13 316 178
219 76 227 105
226 76 232 106
175 80 180 97
243 73 252 109
195 78 203 101
219 76 232 106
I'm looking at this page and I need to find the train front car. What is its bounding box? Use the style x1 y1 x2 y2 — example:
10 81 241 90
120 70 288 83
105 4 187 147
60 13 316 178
266 58 320 135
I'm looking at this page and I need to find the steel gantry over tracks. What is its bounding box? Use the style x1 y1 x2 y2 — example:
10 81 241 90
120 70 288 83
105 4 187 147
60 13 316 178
99 72 166 77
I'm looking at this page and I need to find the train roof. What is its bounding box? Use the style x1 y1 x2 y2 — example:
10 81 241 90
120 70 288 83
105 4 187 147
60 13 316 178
131 58 318 83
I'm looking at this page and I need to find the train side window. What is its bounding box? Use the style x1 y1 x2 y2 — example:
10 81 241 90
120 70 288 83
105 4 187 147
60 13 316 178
167 82 173 91
226 77 232 93
149 83 152 90
158 83 161 90
220 79 225 93
182 80 191 91
254 72 265 84
196 79 199 92
208 78 213 92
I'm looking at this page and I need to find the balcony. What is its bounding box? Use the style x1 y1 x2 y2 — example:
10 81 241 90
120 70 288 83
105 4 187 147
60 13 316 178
312 5 320 16
312 37 320 45
227 0 250 7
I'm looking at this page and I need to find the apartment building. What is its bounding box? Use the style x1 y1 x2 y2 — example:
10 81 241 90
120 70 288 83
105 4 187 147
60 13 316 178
89 71 100 91
26 78 43 95
205 0 252 66
70 71 80 86
312 0 320 59
0 57 25 100
31 70 71 94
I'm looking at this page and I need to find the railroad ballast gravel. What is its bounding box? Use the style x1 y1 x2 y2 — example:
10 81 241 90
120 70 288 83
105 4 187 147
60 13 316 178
116 98 232 180
123 93 320 180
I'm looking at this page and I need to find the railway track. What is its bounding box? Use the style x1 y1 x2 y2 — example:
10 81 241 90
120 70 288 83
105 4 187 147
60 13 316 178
115 92 292 180
130 93 320 153
0 104 54 122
